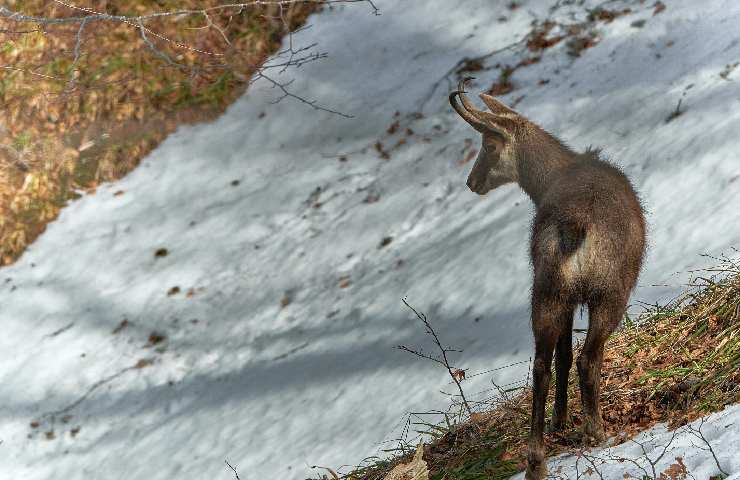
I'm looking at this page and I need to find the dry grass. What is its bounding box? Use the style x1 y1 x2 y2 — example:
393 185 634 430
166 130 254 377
344 259 739 480
0 0 319 264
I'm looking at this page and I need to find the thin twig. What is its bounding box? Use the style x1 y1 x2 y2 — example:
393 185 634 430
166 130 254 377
255 71 354 118
400 297 473 417
0 1 369 117
686 417 728 477
225 460 241 479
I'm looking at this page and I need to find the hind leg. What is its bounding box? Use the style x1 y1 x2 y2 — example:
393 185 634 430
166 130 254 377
578 296 625 442
550 305 575 431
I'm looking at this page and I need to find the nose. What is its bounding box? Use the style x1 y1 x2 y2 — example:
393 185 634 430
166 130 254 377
466 177 480 193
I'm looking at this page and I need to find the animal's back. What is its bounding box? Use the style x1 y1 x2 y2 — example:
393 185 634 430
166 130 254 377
531 153 646 301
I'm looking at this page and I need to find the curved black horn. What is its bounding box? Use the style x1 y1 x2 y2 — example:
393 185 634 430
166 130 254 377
449 91 487 132
449 77 488 131
457 77 484 119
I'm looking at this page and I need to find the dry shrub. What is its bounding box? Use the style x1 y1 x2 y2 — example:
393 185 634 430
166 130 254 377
0 0 319 264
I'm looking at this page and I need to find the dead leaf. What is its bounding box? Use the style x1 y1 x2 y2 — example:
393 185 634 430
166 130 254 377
134 358 154 369
470 412 486 424
311 466 340 480
383 442 428 480
451 368 466 381
280 293 291 308
112 319 129 334
146 332 166 346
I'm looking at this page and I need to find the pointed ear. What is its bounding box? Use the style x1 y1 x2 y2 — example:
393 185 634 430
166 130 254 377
479 93 519 118
476 110 516 141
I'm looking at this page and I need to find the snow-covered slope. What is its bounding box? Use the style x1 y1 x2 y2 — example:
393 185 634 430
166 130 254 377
512 404 740 480
1 1 738 479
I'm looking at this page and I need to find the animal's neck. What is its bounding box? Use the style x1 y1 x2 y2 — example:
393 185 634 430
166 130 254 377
516 132 576 207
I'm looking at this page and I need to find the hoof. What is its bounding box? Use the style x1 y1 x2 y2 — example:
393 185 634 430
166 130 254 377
548 418 566 433
582 423 606 444
526 449 547 480
525 460 546 480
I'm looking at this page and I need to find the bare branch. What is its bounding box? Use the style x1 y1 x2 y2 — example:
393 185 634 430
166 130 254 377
255 71 354 118
0 65 65 81
203 11 232 46
1 1 376 27
581 451 606 480
225 460 241 480
399 297 473 417
0 0 375 117
604 450 650 479
0 27 42 34
685 417 728 477
396 345 445 366
137 18 190 71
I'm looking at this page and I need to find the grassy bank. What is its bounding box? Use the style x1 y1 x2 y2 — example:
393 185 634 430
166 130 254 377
0 0 319 264
344 261 739 480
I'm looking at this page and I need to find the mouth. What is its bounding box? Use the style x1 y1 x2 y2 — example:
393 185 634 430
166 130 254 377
467 183 489 196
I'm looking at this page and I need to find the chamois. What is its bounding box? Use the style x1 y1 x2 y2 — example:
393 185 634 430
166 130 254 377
449 78 646 480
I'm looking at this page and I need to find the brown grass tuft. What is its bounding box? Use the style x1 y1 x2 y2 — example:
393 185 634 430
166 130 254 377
0 0 319 264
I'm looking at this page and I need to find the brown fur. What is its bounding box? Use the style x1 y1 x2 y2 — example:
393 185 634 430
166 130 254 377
450 79 646 480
